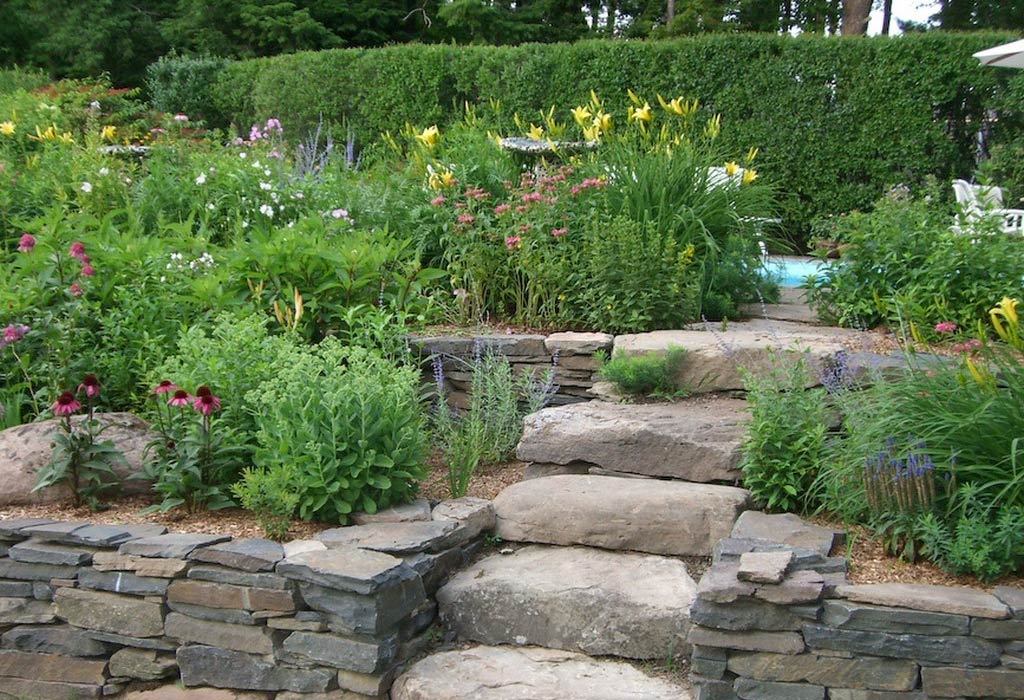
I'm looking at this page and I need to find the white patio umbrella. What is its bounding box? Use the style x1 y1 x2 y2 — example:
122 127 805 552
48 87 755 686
974 39 1024 69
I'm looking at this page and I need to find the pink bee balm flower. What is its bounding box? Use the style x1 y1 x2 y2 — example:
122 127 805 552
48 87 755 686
193 386 221 416
935 321 957 334
457 214 475 225
69 283 83 297
494 204 511 215
51 391 81 417
2 324 28 347
17 234 35 253
551 228 567 237
153 380 177 395
430 195 445 207
80 265 94 278
69 242 86 261
505 235 521 250
167 389 191 407
77 374 100 398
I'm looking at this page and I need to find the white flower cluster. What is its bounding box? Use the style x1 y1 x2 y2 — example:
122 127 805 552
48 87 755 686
165 251 216 274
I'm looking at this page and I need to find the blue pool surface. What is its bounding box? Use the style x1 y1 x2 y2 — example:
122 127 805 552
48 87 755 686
766 256 826 287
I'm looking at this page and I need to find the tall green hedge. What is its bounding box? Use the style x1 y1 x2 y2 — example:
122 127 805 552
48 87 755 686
155 34 1019 242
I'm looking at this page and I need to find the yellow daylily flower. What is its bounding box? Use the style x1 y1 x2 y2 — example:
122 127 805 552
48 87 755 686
57 131 74 145
724 161 739 177
428 168 456 191
415 125 439 149
991 296 1019 326
589 90 603 110
746 146 759 163
582 123 601 142
593 112 612 133
742 169 758 185
966 357 992 388
528 123 545 140
657 94 684 116
0 121 14 136
704 114 721 140
627 103 652 123
100 125 117 141
571 105 592 128
627 88 643 107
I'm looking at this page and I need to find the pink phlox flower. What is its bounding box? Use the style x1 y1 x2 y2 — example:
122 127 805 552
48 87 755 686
249 125 264 141
17 234 35 253
935 321 957 334
52 391 81 416
265 118 283 135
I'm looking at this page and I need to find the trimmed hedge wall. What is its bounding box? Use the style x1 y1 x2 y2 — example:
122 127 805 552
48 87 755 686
177 34 1021 241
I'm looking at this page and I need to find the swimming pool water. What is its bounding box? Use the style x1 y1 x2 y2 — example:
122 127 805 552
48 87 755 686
766 257 826 287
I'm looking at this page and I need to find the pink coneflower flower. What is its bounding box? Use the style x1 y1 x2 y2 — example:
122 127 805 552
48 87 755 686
69 242 86 261
193 386 221 416
167 389 191 407
153 380 177 395
430 195 445 207
77 374 100 398
80 265 94 278
935 321 957 334
551 228 567 237
505 235 521 251
17 234 34 253
69 283 83 297
457 214 475 225
51 391 81 416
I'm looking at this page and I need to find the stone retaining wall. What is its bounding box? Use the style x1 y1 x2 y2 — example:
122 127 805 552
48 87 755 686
410 331 613 407
689 513 1024 700
0 498 492 699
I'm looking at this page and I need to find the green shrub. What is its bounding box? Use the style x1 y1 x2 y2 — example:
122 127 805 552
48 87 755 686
250 340 427 524
232 464 300 541
145 54 234 126
739 350 828 513
198 33 1018 244
806 191 1024 331
596 347 688 398
0 67 50 94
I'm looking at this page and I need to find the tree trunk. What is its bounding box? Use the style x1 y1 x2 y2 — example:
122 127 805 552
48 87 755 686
841 0 871 34
881 0 893 34
666 0 676 23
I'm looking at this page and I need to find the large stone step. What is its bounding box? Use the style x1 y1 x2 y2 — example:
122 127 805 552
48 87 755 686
493 475 750 556
390 645 691 700
516 397 747 482
437 545 696 660
614 319 864 393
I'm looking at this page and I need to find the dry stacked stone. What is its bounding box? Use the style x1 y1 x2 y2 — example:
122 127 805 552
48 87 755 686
0 497 493 699
689 511 1024 700
411 332 613 407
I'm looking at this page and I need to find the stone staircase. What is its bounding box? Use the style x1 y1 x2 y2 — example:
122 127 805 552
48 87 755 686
390 320 875 699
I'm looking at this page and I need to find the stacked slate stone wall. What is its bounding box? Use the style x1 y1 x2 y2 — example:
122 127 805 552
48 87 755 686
0 497 492 699
689 513 1024 700
411 332 613 407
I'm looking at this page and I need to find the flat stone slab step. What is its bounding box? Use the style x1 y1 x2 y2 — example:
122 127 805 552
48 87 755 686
437 545 696 659
390 645 691 700
493 475 750 556
516 397 747 482
613 319 863 393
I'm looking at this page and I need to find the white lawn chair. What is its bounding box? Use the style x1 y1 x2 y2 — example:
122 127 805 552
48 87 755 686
952 179 1024 236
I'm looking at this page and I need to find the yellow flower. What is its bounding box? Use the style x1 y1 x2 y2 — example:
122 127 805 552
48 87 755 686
724 161 739 177
593 112 612 133
627 103 652 123
415 125 439 149
991 296 1019 326
742 169 758 185
990 296 1020 347
571 105 592 128
57 131 74 145
657 94 684 116
528 123 545 141
100 125 117 141
627 88 643 106
0 121 14 136
746 146 759 163
428 168 456 191
704 114 721 140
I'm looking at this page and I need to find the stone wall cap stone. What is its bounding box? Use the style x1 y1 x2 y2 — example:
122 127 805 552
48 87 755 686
837 583 1010 619
731 512 843 557
188 538 285 572
119 532 231 558
0 517 57 538
994 585 1024 617
317 520 470 555
276 546 414 595
544 332 614 354
737 551 793 584
351 499 432 525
